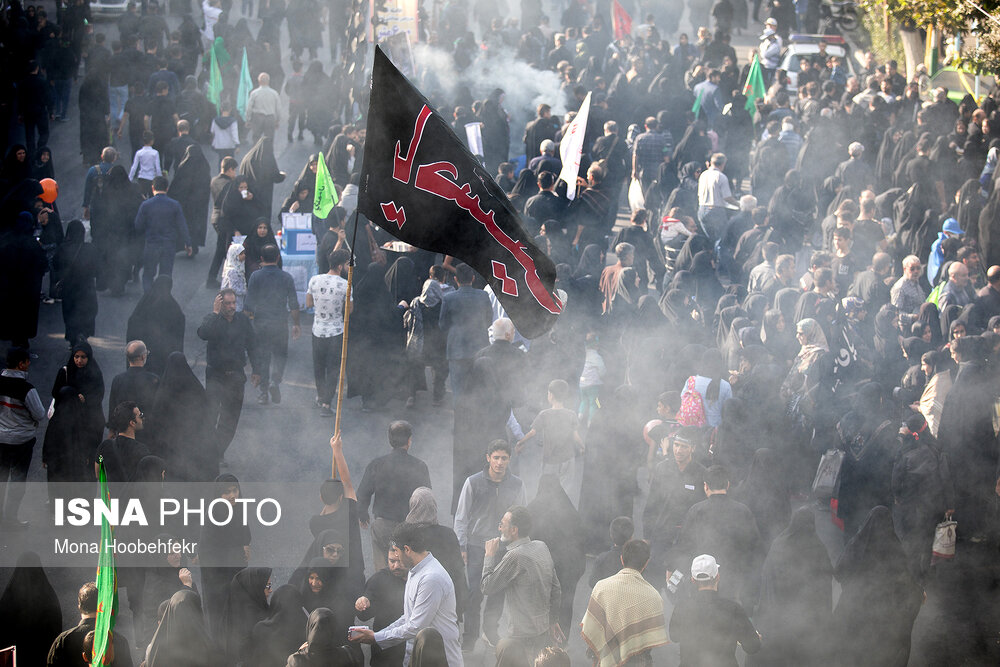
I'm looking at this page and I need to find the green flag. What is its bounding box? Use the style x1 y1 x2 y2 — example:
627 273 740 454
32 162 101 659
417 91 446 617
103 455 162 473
743 52 766 115
314 152 339 219
236 47 252 121
691 89 704 118
92 457 118 667
207 45 223 114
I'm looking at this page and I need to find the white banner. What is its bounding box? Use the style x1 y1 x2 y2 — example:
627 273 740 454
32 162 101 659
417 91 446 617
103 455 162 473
465 122 485 162
558 92 591 201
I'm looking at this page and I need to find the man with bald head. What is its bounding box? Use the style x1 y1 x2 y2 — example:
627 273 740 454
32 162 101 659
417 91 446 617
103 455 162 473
939 261 973 310
108 340 159 414
245 72 280 141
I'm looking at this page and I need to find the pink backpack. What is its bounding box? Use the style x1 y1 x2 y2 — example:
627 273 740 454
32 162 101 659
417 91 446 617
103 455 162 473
677 376 707 427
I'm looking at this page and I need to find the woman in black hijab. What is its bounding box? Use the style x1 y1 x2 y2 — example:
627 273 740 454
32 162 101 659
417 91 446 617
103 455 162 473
243 217 281 278
78 70 110 165
713 396 756 482
148 352 216 481
299 557 339 613
579 385 644 551
761 308 793 365
673 232 713 275
835 382 898 538
527 474 586 634
41 385 86 493
346 261 405 410
0 144 30 191
92 164 144 295
732 448 790 548
917 302 943 347
148 589 225 667
568 244 604 320
384 256 420 304
249 584 308 667
689 250 723 307
126 275 185 376
140 532 195 648
168 144 212 251
0 551 62 666
55 219 99 343
30 146 54 180
672 121 711 170
240 136 285 221
222 566 273 664
833 506 923 667
664 161 702 219
507 169 537 214
287 608 363 666
221 175 265 238
52 339 105 467
748 508 833 667
199 474 253 637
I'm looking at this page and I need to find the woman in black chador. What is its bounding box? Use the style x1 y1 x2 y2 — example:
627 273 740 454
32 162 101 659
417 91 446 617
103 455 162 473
168 143 212 251
55 219 99 343
51 339 105 472
0 552 62 666
126 275 186 376
148 351 217 481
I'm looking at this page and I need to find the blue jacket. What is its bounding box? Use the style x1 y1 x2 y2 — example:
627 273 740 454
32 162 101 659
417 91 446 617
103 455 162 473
134 193 191 247
439 286 492 360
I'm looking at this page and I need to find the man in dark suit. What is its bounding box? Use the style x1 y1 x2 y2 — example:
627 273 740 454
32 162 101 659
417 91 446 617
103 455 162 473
108 340 159 412
133 175 191 291
439 263 492 397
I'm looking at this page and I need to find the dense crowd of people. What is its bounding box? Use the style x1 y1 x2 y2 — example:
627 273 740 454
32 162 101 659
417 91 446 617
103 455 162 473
2 0 1000 665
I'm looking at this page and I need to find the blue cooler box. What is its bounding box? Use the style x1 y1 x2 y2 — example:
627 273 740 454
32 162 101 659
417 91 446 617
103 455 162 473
282 229 317 255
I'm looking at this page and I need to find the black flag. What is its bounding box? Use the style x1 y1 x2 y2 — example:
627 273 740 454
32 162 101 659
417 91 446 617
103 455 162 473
358 47 562 339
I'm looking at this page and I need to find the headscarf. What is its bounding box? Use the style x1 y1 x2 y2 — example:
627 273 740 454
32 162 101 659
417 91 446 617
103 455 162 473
796 318 829 353
251 585 307 667
715 305 747 348
0 552 62 666
222 243 246 287
743 292 768 324
65 338 104 399
939 303 962 342
222 567 272 661
773 287 800 326
917 302 943 346
31 146 54 180
574 244 604 279
733 448 790 546
406 486 438 525
148 590 222 666
304 607 355 664
384 256 419 303
901 336 931 362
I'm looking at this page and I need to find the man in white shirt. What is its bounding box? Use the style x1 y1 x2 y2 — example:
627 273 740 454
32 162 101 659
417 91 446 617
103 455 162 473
306 248 352 417
128 130 162 194
352 522 464 667
697 153 738 241
245 72 281 142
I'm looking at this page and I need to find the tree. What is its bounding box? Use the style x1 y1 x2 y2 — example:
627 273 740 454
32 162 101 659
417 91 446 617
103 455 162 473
858 0 1000 77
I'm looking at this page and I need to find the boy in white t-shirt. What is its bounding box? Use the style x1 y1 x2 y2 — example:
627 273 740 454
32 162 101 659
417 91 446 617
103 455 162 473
306 248 352 417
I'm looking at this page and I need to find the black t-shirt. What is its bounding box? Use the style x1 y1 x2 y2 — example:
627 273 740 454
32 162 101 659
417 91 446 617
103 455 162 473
123 94 150 139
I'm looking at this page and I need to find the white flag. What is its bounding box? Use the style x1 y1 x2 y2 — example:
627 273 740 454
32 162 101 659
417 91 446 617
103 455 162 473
558 92 591 201
465 122 485 163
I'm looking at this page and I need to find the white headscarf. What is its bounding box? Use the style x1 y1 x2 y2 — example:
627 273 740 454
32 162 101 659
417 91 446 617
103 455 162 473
223 243 246 277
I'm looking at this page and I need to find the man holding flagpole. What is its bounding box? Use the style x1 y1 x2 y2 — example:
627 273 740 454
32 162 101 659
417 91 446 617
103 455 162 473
245 72 280 142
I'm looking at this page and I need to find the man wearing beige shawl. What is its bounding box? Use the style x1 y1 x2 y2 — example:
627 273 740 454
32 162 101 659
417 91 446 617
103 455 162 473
581 540 668 667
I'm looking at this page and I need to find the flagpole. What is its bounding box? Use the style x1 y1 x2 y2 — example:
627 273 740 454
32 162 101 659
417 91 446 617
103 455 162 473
332 209 360 478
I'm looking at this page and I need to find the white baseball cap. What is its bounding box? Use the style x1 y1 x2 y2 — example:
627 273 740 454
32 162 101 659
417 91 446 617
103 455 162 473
691 554 720 581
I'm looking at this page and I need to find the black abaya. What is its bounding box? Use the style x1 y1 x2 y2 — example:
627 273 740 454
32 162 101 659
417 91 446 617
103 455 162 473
51 340 106 471
55 219 99 343
126 275 185 376
91 165 143 294
221 566 272 664
248 584 308 667
748 508 833 667
240 136 285 222
0 212 47 345
527 474 587 634
78 72 110 164
0 551 62 667
148 589 225 667
41 385 87 487
169 144 212 247
833 506 924 667
732 448 790 548
148 351 217 482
